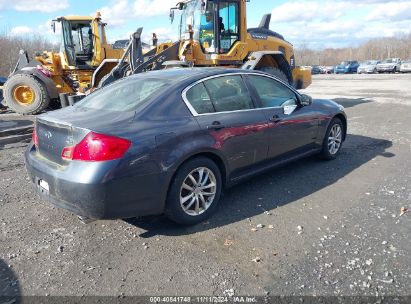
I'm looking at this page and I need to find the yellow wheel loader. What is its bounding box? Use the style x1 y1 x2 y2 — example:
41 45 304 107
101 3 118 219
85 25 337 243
102 0 311 90
3 13 126 115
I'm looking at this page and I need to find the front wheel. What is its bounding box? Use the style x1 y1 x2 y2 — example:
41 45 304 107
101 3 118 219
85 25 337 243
319 118 344 160
165 157 222 225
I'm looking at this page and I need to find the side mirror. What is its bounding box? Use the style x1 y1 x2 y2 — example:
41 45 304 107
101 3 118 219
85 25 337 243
169 9 175 23
51 20 56 33
300 94 312 106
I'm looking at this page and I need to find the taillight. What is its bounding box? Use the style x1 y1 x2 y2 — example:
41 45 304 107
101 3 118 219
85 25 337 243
32 127 38 148
62 132 131 162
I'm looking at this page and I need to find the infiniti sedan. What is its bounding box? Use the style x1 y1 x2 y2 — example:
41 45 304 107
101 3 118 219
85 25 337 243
25 68 347 225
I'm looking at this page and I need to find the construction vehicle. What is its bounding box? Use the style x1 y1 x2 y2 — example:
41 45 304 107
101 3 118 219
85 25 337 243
2 13 127 115
3 0 311 115
102 0 311 90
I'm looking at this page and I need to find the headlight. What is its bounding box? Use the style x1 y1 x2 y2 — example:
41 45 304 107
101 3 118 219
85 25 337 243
345 66 350 68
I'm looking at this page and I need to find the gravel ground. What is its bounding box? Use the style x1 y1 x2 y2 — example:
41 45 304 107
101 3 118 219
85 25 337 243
0 74 410 299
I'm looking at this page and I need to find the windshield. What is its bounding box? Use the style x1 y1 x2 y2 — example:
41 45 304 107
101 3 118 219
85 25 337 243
340 61 350 66
178 0 239 54
404 59 411 63
383 59 394 63
76 78 170 112
179 0 202 40
60 19 93 66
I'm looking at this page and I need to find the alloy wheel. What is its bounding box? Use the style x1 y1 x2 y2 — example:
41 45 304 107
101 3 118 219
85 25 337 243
180 167 217 216
328 124 342 155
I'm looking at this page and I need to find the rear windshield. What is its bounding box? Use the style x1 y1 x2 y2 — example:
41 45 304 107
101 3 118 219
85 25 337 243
76 77 170 111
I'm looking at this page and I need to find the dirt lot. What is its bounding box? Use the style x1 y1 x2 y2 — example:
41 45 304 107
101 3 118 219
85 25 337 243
1 74 410 299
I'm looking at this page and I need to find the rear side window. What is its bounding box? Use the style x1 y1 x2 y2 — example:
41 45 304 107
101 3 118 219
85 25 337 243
185 75 254 114
204 75 253 112
77 78 170 111
249 75 298 108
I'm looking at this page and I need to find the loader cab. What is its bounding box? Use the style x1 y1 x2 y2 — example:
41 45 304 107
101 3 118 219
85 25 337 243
176 0 242 54
56 17 105 69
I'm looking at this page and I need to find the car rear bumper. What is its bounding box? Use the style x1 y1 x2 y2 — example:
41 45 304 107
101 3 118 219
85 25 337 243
25 144 167 220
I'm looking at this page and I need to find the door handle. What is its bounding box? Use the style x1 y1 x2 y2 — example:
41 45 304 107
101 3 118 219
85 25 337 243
207 121 226 130
269 115 282 123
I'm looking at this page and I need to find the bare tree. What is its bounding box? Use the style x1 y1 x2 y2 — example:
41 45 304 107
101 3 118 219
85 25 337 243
295 35 411 66
0 29 57 76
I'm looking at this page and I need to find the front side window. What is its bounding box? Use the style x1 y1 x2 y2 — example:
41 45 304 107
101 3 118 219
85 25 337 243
249 76 298 108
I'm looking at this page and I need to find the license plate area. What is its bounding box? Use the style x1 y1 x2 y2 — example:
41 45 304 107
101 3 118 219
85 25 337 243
37 178 50 197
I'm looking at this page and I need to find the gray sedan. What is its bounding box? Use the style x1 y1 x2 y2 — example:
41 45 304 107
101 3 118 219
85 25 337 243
25 68 347 225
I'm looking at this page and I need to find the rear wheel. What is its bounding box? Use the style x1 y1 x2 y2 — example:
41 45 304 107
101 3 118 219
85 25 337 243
165 157 222 225
4 74 50 115
319 118 344 160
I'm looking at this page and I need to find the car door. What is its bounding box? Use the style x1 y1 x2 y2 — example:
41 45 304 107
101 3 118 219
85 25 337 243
183 74 269 174
246 74 319 160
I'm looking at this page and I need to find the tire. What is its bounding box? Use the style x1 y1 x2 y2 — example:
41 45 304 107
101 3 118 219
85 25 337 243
257 67 289 84
319 118 344 160
165 157 222 225
4 74 50 115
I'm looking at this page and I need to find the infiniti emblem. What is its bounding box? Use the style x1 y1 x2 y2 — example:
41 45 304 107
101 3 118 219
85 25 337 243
44 131 52 139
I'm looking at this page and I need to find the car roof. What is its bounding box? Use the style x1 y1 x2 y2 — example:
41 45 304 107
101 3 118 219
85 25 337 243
127 68 268 83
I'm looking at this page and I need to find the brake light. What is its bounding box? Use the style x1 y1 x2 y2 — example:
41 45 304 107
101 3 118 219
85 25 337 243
62 132 131 162
32 127 38 148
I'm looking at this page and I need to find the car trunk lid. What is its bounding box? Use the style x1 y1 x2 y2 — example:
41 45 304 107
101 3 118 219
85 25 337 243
34 107 136 165
36 118 88 166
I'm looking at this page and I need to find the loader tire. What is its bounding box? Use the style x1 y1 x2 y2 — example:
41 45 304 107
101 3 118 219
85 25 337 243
4 74 50 115
257 67 289 84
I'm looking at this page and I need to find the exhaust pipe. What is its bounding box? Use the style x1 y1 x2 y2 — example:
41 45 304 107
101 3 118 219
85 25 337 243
78 216 96 225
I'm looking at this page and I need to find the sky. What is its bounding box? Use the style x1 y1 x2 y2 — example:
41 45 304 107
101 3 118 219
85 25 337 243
0 0 411 49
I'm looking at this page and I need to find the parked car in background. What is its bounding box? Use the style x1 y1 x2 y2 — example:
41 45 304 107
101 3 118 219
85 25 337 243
323 66 334 74
334 61 359 74
311 65 322 75
357 60 380 74
0 76 7 105
25 68 347 225
376 58 402 73
400 59 411 73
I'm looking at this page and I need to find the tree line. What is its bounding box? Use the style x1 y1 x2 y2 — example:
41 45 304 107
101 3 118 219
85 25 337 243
295 33 411 67
0 30 410 76
0 31 57 77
